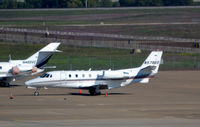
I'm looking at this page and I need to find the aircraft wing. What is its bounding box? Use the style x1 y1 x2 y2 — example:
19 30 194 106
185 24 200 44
19 68 44 76
0 74 15 78
78 82 108 90
0 74 16 84
0 67 44 79
0 68 44 85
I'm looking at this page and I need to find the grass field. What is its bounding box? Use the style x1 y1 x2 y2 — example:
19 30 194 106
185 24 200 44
1 8 200 69
1 8 199 26
1 8 200 39
0 42 200 70
1 8 199 19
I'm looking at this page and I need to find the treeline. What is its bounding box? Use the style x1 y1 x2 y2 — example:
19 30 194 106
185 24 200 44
120 0 193 6
0 0 194 9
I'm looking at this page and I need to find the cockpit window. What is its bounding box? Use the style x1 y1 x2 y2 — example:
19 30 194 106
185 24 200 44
40 73 52 78
46 74 50 78
40 73 47 78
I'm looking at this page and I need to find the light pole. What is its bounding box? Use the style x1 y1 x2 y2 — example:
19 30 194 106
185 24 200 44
85 0 88 8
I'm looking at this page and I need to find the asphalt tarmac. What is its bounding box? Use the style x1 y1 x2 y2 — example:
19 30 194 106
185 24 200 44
0 71 200 127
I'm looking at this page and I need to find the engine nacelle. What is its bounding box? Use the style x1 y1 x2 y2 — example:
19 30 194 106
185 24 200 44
12 66 20 75
11 66 38 75
32 67 38 73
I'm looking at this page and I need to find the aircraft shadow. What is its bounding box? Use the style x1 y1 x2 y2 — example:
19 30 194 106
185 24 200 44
16 92 131 97
0 84 21 88
16 93 69 96
10 85 22 87
108 93 131 95
70 92 131 96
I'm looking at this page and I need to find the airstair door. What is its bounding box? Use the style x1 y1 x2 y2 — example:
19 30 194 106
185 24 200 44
60 71 66 81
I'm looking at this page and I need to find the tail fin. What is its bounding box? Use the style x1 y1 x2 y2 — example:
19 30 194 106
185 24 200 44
140 50 163 74
25 42 61 68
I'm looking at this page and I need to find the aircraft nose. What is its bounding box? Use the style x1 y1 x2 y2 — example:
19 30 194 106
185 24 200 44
24 80 32 86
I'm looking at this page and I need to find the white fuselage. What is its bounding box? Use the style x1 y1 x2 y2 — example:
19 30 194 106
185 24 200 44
25 68 154 90
0 60 35 78
25 50 163 95
0 42 61 85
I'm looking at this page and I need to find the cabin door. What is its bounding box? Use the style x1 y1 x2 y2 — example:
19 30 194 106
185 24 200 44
60 71 66 80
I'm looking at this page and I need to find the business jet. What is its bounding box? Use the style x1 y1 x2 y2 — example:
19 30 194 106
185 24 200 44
25 50 163 96
0 42 61 87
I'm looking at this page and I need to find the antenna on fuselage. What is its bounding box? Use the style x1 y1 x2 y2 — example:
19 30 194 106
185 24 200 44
9 54 12 61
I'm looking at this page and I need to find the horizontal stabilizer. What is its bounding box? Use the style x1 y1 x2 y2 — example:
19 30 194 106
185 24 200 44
139 78 149 83
26 86 37 89
31 68 44 76
42 66 56 69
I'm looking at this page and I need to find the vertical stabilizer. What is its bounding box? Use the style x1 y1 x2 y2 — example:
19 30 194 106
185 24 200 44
25 42 61 67
140 50 163 74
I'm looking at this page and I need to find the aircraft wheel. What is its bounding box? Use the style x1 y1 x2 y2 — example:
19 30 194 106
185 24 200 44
5 83 10 87
34 92 39 96
89 88 101 95
0 82 10 87
89 89 95 95
96 91 101 95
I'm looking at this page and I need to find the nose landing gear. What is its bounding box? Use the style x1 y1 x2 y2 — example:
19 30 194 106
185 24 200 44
34 88 40 96
34 91 39 96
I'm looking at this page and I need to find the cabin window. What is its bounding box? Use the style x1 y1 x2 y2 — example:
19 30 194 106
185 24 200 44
50 75 52 78
89 74 91 78
82 74 85 78
75 74 78 78
0 66 2 70
69 74 71 78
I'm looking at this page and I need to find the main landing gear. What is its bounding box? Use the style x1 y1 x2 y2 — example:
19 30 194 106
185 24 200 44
0 82 10 87
89 87 101 95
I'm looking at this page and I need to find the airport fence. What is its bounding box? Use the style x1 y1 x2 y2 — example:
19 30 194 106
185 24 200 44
1 27 200 42
1 27 200 71
1 33 200 54
45 54 200 71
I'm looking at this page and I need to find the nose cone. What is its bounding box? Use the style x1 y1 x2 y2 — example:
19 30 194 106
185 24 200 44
25 79 36 86
24 80 31 86
25 77 40 87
